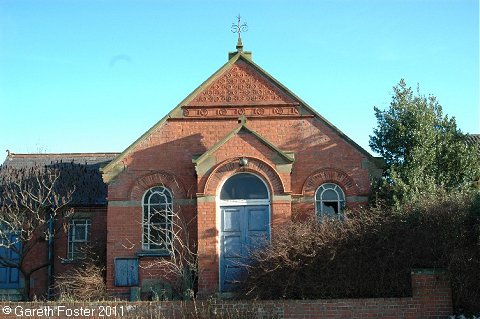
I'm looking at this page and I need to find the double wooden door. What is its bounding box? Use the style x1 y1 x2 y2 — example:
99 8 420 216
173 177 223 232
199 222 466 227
220 205 270 292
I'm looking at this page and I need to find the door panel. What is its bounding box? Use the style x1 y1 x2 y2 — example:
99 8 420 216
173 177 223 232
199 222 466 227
220 205 269 292
245 206 269 257
223 208 242 232
223 235 242 257
248 208 269 231
246 234 269 252
223 264 243 287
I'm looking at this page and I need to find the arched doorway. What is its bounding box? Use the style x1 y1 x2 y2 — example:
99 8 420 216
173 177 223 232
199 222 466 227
218 173 271 292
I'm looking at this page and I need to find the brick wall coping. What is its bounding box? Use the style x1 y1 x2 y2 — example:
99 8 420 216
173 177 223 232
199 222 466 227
0 298 452 319
0 270 452 318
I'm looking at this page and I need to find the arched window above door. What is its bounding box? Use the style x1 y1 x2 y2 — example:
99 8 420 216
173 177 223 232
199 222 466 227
220 173 269 200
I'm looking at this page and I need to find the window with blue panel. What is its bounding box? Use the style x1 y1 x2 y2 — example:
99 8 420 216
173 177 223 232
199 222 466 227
114 258 139 287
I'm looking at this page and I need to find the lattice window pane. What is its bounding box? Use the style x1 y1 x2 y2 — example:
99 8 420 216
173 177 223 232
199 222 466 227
142 186 173 252
315 183 346 219
67 219 91 260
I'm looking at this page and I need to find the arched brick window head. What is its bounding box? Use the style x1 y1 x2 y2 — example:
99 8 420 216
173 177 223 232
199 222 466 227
142 186 173 252
315 183 345 219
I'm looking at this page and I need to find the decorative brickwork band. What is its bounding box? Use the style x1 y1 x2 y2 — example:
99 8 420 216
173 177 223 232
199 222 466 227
302 168 360 197
182 105 300 118
203 157 285 196
130 171 187 201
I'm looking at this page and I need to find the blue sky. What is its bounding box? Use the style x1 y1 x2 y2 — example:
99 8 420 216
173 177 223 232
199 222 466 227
0 0 478 156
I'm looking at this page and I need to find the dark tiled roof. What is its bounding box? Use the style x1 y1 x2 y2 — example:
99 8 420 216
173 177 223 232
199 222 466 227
1 152 119 205
466 134 480 156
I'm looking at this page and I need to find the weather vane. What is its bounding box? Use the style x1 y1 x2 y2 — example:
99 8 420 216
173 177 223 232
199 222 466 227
231 14 248 52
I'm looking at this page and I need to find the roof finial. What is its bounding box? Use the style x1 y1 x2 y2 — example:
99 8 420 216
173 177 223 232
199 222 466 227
231 14 248 52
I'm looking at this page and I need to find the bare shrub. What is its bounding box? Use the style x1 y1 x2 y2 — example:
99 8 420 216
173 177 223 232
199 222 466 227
239 190 480 314
54 263 107 301
239 209 410 299
54 242 107 301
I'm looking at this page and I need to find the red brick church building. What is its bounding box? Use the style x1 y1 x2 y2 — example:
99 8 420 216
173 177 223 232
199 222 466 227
1 43 381 299
101 43 381 298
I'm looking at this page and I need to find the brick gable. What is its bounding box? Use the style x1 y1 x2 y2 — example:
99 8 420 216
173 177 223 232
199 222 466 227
102 49 382 297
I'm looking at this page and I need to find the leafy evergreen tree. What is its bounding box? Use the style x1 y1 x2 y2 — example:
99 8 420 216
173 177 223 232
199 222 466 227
369 79 480 205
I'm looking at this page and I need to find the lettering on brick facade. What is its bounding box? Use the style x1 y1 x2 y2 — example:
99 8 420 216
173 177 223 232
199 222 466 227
273 107 283 115
182 105 301 118
254 108 264 115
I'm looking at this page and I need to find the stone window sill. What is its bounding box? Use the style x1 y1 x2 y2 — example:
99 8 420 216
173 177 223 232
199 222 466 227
60 259 81 264
136 250 171 257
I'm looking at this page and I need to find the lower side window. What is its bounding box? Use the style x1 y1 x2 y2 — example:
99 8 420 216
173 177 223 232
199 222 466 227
67 219 91 260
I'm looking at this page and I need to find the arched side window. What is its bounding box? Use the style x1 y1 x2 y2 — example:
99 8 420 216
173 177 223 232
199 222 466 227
315 183 345 219
142 186 173 251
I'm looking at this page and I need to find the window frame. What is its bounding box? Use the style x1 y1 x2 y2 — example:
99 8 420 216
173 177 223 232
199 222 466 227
315 183 346 219
67 218 91 260
218 172 270 207
141 186 174 252
220 172 269 201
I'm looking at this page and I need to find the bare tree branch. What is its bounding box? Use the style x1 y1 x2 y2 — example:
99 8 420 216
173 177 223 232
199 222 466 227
0 162 89 300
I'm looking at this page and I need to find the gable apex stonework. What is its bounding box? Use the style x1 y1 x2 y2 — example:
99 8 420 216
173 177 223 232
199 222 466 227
186 60 295 106
181 56 308 119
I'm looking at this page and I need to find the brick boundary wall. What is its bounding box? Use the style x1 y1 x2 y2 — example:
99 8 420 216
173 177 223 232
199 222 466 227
0 270 452 319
